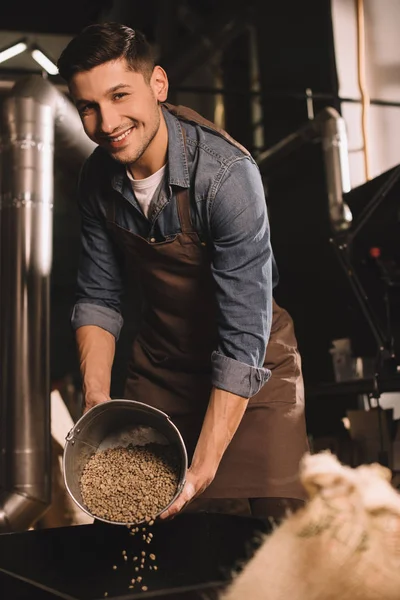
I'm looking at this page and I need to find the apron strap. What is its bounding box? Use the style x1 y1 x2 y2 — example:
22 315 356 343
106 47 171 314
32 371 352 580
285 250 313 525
176 188 192 234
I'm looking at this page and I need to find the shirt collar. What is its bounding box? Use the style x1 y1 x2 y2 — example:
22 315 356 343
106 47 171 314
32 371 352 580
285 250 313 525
162 105 190 188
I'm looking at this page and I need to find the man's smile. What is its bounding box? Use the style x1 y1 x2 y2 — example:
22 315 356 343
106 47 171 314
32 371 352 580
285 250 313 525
102 126 135 148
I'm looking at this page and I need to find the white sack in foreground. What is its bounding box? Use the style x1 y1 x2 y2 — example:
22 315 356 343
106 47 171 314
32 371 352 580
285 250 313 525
223 451 400 600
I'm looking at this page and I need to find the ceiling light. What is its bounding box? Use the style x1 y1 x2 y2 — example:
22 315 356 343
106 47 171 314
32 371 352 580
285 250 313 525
0 41 28 65
31 48 58 75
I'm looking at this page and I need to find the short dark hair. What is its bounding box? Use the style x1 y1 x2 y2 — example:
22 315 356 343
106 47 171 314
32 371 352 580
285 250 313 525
57 22 155 83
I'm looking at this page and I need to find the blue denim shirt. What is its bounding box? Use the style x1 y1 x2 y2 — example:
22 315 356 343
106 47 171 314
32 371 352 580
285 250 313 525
71 105 279 398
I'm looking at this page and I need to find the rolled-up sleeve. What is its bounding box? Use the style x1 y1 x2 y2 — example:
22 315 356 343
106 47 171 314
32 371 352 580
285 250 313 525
71 303 123 339
209 157 273 398
71 159 124 339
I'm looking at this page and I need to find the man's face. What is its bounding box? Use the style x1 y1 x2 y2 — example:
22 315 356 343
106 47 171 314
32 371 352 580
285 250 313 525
69 59 168 165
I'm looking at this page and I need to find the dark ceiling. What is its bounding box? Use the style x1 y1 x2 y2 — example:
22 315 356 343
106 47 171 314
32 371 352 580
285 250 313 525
0 0 220 40
0 1 110 35
0 0 160 38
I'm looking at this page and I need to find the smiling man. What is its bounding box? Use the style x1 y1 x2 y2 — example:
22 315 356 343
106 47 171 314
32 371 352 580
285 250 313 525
57 22 309 521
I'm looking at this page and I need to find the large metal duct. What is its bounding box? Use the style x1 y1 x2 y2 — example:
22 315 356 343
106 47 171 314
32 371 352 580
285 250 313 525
0 75 94 532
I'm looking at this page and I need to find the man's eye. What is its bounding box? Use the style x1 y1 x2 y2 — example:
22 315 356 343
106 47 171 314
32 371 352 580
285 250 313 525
113 93 127 100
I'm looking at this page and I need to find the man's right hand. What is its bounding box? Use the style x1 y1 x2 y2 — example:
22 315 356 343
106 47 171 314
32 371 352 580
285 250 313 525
83 390 111 414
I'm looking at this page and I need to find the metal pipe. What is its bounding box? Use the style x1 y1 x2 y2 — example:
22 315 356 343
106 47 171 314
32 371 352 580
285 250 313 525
257 106 352 232
320 107 352 231
0 75 94 532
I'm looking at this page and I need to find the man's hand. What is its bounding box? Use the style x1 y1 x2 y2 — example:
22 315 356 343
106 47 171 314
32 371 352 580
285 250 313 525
159 467 215 519
159 387 249 520
84 390 111 414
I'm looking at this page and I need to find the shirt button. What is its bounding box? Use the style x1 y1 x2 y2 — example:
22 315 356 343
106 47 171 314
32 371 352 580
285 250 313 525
150 237 156 243
201 242 206 246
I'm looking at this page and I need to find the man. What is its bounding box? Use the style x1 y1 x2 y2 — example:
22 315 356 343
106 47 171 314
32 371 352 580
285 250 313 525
57 22 309 521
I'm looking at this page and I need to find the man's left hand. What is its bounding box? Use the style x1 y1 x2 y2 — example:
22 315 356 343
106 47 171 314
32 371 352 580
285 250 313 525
159 468 214 519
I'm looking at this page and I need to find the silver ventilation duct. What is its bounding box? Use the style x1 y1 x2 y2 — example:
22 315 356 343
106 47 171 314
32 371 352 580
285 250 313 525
0 75 94 532
320 107 352 231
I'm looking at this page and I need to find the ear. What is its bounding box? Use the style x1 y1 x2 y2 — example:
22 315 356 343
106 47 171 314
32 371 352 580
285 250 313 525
150 66 169 103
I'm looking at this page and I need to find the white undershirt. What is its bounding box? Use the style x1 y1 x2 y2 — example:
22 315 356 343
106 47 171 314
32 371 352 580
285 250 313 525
126 164 167 218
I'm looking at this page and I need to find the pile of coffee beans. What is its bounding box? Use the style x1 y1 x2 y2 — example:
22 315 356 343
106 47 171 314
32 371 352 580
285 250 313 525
80 443 180 523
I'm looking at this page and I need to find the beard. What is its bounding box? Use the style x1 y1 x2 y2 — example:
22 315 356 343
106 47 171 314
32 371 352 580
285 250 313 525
109 104 161 167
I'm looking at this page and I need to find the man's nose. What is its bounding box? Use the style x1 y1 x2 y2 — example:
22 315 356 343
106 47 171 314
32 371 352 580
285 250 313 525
98 105 120 134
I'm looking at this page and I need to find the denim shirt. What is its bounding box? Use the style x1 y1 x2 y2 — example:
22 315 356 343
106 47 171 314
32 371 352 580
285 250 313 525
71 105 279 398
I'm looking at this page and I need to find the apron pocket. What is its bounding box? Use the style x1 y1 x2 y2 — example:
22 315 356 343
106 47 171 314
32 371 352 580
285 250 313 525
264 341 301 377
249 342 302 406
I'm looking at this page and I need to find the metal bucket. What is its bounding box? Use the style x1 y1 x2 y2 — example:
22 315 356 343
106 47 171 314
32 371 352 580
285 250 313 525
63 399 188 525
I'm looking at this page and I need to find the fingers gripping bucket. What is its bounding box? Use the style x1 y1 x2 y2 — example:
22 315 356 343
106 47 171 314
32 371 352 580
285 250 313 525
63 399 188 525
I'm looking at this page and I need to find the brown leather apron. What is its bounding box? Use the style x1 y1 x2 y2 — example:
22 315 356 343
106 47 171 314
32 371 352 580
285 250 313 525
105 106 309 500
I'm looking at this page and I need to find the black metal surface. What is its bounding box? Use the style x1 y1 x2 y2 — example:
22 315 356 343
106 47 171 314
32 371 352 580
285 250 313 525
0 569 71 599
0 570 223 600
0 512 269 599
